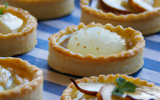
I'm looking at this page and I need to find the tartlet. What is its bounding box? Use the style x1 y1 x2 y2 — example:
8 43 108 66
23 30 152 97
61 74 160 100
0 5 37 57
48 22 145 76
80 0 160 35
0 57 43 100
1 0 75 20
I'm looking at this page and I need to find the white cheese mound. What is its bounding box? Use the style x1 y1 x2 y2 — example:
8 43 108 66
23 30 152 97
67 27 127 56
0 12 23 34
0 66 12 92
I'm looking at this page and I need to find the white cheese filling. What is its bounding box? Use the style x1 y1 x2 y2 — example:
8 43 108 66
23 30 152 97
0 66 29 92
0 12 23 34
0 66 12 92
67 27 127 56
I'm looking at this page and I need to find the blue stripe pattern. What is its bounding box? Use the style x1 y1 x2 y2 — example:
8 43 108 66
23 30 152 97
36 39 49 50
43 80 67 96
145 39 160 51
37 23 60 34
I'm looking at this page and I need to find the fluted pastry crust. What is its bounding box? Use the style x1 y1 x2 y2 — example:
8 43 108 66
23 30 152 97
80 0 160 35
61 74 160 100
0 57 43 100
0 5 37 57
1 0 75 20
48 22 145 76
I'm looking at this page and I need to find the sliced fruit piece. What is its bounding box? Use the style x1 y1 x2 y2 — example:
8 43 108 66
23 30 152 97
129 0 154 12
70 79 98 96
102 0 134 12
96 84 116 100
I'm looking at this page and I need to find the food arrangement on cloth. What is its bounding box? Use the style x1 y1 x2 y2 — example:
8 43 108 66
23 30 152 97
0 0 159 100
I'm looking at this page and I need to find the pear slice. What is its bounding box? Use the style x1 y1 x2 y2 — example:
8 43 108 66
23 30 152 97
102 0 134 12
70 79 98 96
96 84 118 100
129 0 154 12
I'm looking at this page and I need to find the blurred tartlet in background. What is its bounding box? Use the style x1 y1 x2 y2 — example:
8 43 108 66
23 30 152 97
0 0 75 20
80 0 160 35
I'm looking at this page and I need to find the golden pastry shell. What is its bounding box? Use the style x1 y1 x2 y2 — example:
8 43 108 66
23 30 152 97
48 22 145 76
61 74 160 100
0 57 43 100
0 5 37 57
80 0 160 35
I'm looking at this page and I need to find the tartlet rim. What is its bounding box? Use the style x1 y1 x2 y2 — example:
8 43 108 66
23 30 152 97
48 22 145 61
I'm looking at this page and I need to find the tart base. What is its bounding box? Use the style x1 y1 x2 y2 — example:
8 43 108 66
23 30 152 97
0 29 37 57
6 0 75 20
0 84 43 100
48 45 144 76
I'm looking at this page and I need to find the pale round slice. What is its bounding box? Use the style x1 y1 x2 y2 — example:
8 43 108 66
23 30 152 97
67 27 127 56
102 0 134 12
129 0 154 12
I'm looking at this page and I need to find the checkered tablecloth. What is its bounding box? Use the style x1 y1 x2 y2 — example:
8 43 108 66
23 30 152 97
13 0 160 99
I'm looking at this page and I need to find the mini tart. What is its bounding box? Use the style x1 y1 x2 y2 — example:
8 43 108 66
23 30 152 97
3 0 75 20
48 22 145 76
0 5 37 57
0 57 43 100
61 74 160 100
80 0 160 35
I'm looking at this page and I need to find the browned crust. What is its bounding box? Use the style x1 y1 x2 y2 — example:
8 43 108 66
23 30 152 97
48 22 145 61
0 5 37 39
80 0 160 21
61 74 160 100
0 57 43 98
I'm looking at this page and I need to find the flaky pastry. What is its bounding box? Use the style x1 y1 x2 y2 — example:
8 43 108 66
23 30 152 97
0 5 37 57
48 22 145 76
80 0 160 35
0 57 43 100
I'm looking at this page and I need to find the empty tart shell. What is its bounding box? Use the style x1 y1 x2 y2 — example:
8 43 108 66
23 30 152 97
1 0 75 20
0 57 43 100
48 22 145 76
80 0 160 35
61 74 160 100
0 5 37 57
